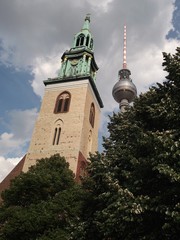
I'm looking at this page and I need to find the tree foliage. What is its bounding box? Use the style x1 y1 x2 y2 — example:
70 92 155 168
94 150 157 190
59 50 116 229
73 48 180 239
0 154 84 240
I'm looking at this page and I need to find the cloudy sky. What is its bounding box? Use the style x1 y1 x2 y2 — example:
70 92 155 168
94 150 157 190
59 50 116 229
0 0 179 182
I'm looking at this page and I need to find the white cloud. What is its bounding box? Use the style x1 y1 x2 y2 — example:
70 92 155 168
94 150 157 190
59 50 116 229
0 0 179 107
0 156 21 182
0 108 38 157
0 132 21 151
31 56 61 97
90 0 113 13
0 156 22 182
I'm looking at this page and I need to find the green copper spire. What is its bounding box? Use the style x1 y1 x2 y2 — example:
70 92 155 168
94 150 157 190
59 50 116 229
82 13 90 31
72 14 93 50
58 15 98 82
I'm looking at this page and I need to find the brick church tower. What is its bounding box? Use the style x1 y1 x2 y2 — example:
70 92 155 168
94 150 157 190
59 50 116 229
22 14 103 178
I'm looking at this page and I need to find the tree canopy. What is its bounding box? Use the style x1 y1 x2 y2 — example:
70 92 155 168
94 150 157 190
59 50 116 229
72 48 180 240
0 154 84 240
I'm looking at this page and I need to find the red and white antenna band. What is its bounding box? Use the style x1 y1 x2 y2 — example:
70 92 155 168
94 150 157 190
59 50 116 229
123 25 127 69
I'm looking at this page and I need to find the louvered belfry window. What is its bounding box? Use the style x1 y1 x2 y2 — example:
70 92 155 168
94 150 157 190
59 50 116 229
89 103 95 128
54 92 71 113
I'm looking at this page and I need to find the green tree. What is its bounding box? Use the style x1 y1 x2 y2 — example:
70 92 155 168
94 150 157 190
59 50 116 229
73 48 180 239
0 154 84 240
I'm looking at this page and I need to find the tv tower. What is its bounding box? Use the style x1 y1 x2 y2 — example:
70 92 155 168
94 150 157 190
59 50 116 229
112 25 137 112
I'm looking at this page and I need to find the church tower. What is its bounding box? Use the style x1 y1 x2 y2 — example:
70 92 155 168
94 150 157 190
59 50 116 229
22 15 103 178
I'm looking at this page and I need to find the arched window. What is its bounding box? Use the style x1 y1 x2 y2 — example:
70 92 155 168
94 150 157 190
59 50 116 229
53 127 57 145
53 127 61 145
86 35 90 47
76 34 85 47
89 103 95 128
54 91 71 113
79 161 86 177
90 39 93 49
52 119 63 145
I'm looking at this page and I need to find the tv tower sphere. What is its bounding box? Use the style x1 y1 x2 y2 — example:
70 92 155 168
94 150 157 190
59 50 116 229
112 69 137 104
112 26 137 112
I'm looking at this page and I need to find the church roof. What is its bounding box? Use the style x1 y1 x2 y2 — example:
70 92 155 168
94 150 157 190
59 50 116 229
0 155 26 202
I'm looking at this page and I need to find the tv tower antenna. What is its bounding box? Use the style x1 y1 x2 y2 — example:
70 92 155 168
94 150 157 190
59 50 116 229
123 25 127 69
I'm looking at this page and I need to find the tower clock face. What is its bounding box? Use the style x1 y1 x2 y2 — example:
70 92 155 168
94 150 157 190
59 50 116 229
70 59 78 66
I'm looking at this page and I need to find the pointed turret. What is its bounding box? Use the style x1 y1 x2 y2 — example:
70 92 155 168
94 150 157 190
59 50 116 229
57 14 97 81
72 14 93 50
112 25 137 112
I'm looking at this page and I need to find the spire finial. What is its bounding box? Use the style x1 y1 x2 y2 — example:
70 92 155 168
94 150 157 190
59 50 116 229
85 13 91 22
123 25 127 69
82 14 91 30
